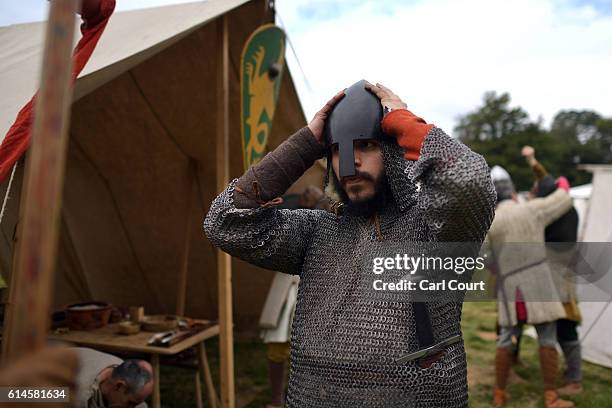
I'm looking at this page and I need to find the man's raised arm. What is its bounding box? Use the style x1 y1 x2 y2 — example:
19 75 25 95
367 83 496 242
204 91 344 274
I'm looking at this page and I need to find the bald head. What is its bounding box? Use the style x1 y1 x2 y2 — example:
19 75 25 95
135 361 154 401
106 359 154 407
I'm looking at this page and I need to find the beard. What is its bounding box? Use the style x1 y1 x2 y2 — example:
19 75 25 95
332 170 390 217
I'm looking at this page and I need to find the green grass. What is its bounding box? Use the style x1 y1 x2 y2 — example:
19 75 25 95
159 336 271 407
159 302 612 407
463 302 612 408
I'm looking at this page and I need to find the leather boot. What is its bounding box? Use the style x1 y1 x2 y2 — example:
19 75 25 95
267 359 286 408
557 382 583 396
493 347 512 407
493 388 509 408
539 346 574 408
544 390 575 408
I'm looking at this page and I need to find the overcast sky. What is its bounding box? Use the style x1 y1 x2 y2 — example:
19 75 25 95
2 0 611 135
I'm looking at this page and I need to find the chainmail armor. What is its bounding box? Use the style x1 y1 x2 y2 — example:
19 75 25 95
205 126 496 407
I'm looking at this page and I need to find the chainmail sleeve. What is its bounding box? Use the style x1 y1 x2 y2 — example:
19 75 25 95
204 179 323 275
410 127 496 242
204 126 327 274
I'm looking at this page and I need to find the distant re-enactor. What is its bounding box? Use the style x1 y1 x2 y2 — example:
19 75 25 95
488 164 574 408
523 145 583 396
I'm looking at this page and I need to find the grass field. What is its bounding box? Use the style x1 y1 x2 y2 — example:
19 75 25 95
160 302 612 407
462 302 612 408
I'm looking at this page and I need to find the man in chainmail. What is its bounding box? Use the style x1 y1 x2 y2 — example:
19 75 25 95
205 80 496 407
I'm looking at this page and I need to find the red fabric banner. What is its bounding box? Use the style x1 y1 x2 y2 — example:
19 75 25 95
0 0 116 183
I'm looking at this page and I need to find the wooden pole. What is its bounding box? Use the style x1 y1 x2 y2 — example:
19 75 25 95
197 341 218 408
175 160 196 317
215 14 235 408
2 0 80 363
151 354 161 408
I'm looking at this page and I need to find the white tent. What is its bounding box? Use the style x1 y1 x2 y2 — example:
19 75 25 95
523 167 612 368
569 183 591 241
575 165 612 369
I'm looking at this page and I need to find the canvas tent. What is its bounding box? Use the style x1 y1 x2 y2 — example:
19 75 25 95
0 0 323 335
575 165 612 369
569 183 591 241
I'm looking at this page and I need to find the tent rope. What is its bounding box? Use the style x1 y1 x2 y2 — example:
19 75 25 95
0 162 17 226
275 11 313 95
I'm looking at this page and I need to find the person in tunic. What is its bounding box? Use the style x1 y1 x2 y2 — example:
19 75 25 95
73 348 153 408
487 166 574 408
205 81 496 407
522 145 583 396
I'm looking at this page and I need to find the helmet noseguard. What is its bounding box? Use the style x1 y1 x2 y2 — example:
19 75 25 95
324 79 383 177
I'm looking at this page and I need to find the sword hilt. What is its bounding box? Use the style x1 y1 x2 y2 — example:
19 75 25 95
396 334 462 365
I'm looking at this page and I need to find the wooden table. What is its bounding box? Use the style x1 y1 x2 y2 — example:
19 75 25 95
49 322 219 408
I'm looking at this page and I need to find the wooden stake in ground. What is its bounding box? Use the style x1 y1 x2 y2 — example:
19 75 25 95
175 159 197 318
2 0 81 362
215 14 235 408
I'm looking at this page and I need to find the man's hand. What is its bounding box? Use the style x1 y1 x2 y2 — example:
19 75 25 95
0 347 79 388
521 145 537 166
521 145 535 158
365 82 407 111
308 90 345 145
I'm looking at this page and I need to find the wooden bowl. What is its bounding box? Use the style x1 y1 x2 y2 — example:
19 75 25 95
65 301 112 331
118 321 141 335
141 315 178 332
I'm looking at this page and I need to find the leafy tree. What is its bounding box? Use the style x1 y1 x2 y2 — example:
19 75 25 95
455 91 531 142
551 110 601 141
455 94 612 191
595 118 612 163
549 110 612 185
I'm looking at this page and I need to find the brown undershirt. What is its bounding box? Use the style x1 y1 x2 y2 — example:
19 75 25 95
234 127 325 209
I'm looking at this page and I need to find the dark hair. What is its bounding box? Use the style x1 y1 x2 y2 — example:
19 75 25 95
536 175 557 198
111 360 152 394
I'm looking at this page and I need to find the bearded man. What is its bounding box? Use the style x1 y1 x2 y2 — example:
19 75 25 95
205 81 495 407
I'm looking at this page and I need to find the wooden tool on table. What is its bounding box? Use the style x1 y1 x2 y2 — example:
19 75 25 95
147 324 208 347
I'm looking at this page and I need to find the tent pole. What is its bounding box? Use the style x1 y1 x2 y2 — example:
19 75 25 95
1 0 80 363
175 159 196 317
216 13 235 408
1 208 22 363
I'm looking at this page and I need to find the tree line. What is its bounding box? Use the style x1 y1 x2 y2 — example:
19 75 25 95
455 91 612 191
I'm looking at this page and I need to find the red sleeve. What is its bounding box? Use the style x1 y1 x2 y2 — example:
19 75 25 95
381 109 433 161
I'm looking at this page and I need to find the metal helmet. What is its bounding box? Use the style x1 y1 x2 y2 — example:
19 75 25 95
324 79 383 177
490 165 515 203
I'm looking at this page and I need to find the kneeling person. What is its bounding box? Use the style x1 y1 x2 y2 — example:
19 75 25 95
74 348 153 408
